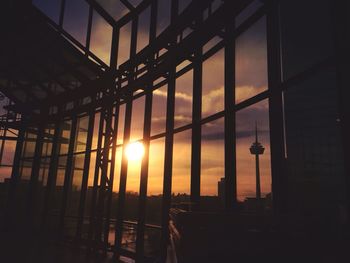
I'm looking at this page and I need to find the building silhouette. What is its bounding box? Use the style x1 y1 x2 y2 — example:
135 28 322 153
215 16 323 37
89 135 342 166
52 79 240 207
0 0 349 262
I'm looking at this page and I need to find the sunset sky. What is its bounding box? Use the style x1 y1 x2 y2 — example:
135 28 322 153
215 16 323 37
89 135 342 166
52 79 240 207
0 0 271 201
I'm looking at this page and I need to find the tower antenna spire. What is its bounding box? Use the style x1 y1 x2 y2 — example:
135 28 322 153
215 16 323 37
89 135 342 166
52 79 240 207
250 121 265 205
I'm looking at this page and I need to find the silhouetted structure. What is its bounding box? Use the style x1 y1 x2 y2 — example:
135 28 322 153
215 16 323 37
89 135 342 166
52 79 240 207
217 177 225 206
249 122 264 200
0 0 349 262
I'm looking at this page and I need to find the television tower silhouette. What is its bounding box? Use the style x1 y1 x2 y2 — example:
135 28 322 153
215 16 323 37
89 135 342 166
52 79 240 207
249 122 265 200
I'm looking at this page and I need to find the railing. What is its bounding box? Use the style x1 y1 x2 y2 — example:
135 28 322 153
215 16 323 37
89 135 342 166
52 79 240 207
47 213 161 259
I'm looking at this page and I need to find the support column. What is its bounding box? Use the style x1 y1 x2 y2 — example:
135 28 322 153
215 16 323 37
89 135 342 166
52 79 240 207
42 114 63 227
160 67 176 263
27 118 46 226
136 2 157 259
103 100 119 248
76 109 95 239
160 1 178 261
6 119 26 227
59 114 78 233
135 91 153 262
224 5 237 210
88 106 105 243
190 18 203 208
115 10 138 258
115 91 133 256
266 0 287 214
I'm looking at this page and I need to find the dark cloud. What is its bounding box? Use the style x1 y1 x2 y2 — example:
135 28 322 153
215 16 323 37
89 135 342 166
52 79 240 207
202 132 224 141
201 129 269 142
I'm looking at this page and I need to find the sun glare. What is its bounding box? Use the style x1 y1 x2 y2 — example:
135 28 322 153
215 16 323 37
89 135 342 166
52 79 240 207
125 141 145 161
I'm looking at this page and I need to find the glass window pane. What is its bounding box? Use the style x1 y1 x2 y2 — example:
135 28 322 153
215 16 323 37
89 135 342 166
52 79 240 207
157 0 171 36
151 85 167 136
118 22 132 66
60 120 72 155
175 70 193 128
92 112 100 150
172 130 191 203
90 12 112 65
63 0 89 45
1 140 16 165
33 0 61 23
76 116 89 152
235 16 268 104
144 138 164 258
200 118 224 210
235 0 263 28
130 96 145 141
96 0 129 21
236 100 271 210
202 49 224 118
137 6 151 53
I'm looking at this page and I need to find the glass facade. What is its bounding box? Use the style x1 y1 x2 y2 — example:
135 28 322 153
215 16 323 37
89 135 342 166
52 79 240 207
0 0 348 262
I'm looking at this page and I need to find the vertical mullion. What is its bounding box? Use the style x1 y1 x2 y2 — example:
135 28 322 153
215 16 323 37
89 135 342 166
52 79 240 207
95 103 113 246
160 68 176 262
190 18 203 208
135 91 153 262
0 101 10 165
88 106 105 243
160 1 178 261
42 116 63 226
130 18 138 58
85 5 93 55
6 120 26 226
59 114 78 232
266 0 287 214
27 119 45 221
76 109 95 239
135 1 157 260
110 26 120 69
115 92 133 256
103 101 120 247
224 6 237 210
115 10 138 258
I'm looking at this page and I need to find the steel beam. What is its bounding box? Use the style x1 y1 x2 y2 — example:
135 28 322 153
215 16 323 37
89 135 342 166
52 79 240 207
88 106 105 245
5 119 26 228
115 13 138 258
114 91 133 257
103 101 120 249
42 114 63 227
135 91 153 262
224 4 237 210
76 109 95 239
190 17 202 208
266 0 287 214
59 113 78 233
27 117 46 224
135 0 157 259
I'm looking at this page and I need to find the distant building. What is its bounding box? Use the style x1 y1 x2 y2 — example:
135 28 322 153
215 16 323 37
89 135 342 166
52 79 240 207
218 177 225 206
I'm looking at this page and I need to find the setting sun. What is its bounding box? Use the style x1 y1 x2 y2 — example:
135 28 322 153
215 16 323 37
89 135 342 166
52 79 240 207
125 141 145 161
